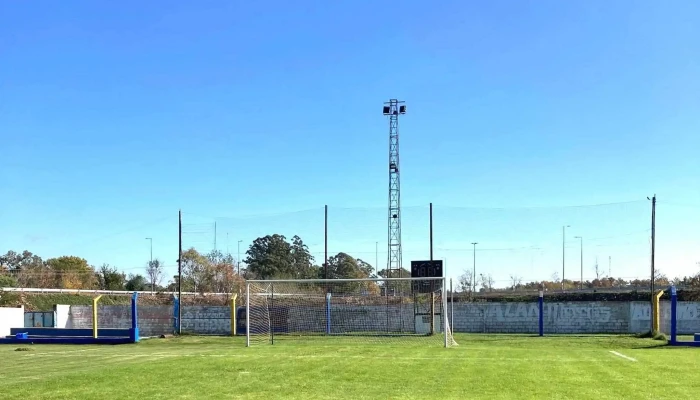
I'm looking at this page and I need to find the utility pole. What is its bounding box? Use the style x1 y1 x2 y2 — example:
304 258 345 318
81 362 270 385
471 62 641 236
649 194 656 332
177 210 182 335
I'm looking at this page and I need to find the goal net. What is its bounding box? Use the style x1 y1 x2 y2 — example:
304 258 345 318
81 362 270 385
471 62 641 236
245 277 457 347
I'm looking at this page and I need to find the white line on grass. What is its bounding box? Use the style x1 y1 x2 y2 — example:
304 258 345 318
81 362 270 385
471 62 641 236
609 351 637 362
16 351 609 363
172 353 607 362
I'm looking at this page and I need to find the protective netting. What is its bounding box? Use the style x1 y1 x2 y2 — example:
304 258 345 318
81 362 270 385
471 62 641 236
245 278 457 347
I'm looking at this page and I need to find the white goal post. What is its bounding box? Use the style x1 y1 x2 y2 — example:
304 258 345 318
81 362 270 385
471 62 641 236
244 277 457 347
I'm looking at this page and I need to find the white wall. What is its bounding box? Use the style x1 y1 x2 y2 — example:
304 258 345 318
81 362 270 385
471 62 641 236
0 306 25 337
55 305 71 328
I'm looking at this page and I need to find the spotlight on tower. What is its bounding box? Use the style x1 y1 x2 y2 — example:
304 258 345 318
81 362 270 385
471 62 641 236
382 106 391 115
399 105 406 114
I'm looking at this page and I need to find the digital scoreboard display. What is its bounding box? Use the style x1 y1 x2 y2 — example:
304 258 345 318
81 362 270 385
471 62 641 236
410 260 443 293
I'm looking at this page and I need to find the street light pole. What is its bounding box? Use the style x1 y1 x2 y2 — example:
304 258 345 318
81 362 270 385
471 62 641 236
574 236 583 289
471 242 478 294
562 225 570 290
375 241 378 274
237 240 243 275
145 238 152 263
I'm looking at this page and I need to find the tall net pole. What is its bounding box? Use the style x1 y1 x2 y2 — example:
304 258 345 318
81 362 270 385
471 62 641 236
384 99 406 296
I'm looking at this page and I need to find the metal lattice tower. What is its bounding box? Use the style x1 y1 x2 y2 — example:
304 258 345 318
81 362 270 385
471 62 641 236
383 99 406 294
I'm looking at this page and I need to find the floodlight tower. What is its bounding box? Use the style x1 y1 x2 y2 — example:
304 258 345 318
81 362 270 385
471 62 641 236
383 99 406 294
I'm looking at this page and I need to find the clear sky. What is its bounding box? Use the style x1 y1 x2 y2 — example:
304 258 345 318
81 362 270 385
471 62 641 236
2 1 699 287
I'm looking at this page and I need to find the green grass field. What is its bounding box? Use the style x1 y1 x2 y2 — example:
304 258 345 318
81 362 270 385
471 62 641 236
1 334 699 399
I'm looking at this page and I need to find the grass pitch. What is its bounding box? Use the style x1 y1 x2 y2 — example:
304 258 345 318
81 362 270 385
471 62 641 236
1 334 699 399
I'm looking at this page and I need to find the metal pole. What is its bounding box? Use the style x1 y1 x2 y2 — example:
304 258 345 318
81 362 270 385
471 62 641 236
562 226 565 290
245 282 250 347
574 236 583 289
442 278 449 347
324 205 328 280
562 225 569 290
375 241 378 273
450 278 454 334
471 242 477 294
650 194 656 332
177 210 182 335
580 237 583 289
237 240 242 275
429 203 433 261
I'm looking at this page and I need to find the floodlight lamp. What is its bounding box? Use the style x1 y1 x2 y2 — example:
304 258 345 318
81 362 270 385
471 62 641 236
399 105 406 114
382 106 391 115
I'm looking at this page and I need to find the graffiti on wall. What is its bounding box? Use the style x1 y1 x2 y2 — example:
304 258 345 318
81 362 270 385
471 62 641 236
182 309 229 320
545 304 611 324
483 303 539 322
631 303 700 321
676 304 700 320
480 303 613 324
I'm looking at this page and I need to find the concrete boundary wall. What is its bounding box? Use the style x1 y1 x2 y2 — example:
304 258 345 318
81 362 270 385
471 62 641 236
0 306 25 337
57 301 700 336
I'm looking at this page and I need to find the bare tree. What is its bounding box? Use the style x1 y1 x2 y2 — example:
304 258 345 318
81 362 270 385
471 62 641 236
594 261 602 280
145 258 164 293
457 271 473 293
509 275 523 291
551 272 560 283
480 273 495 292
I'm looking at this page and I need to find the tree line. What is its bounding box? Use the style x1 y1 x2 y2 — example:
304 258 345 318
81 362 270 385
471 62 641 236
456 268 700 294
3 233 698 293
0 234 403 292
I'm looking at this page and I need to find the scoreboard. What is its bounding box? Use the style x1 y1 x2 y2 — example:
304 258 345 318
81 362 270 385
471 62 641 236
410 260 443 293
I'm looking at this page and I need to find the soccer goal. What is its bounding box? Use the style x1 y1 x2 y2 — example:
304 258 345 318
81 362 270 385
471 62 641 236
245 277 458 347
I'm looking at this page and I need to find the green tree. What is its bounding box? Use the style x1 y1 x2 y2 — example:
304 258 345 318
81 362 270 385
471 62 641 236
0 250 43 271
46 255 96 289
290 236 317 279
244 235 316 279
0 274 17 287
206 250 234 266
377 267 411 295
326 253 379 294
97 264 126 290
0 250 50 287
125 274 149 291
181 248 210 292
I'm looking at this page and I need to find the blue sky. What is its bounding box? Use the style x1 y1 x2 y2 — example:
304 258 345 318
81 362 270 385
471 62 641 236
2 1 699 286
